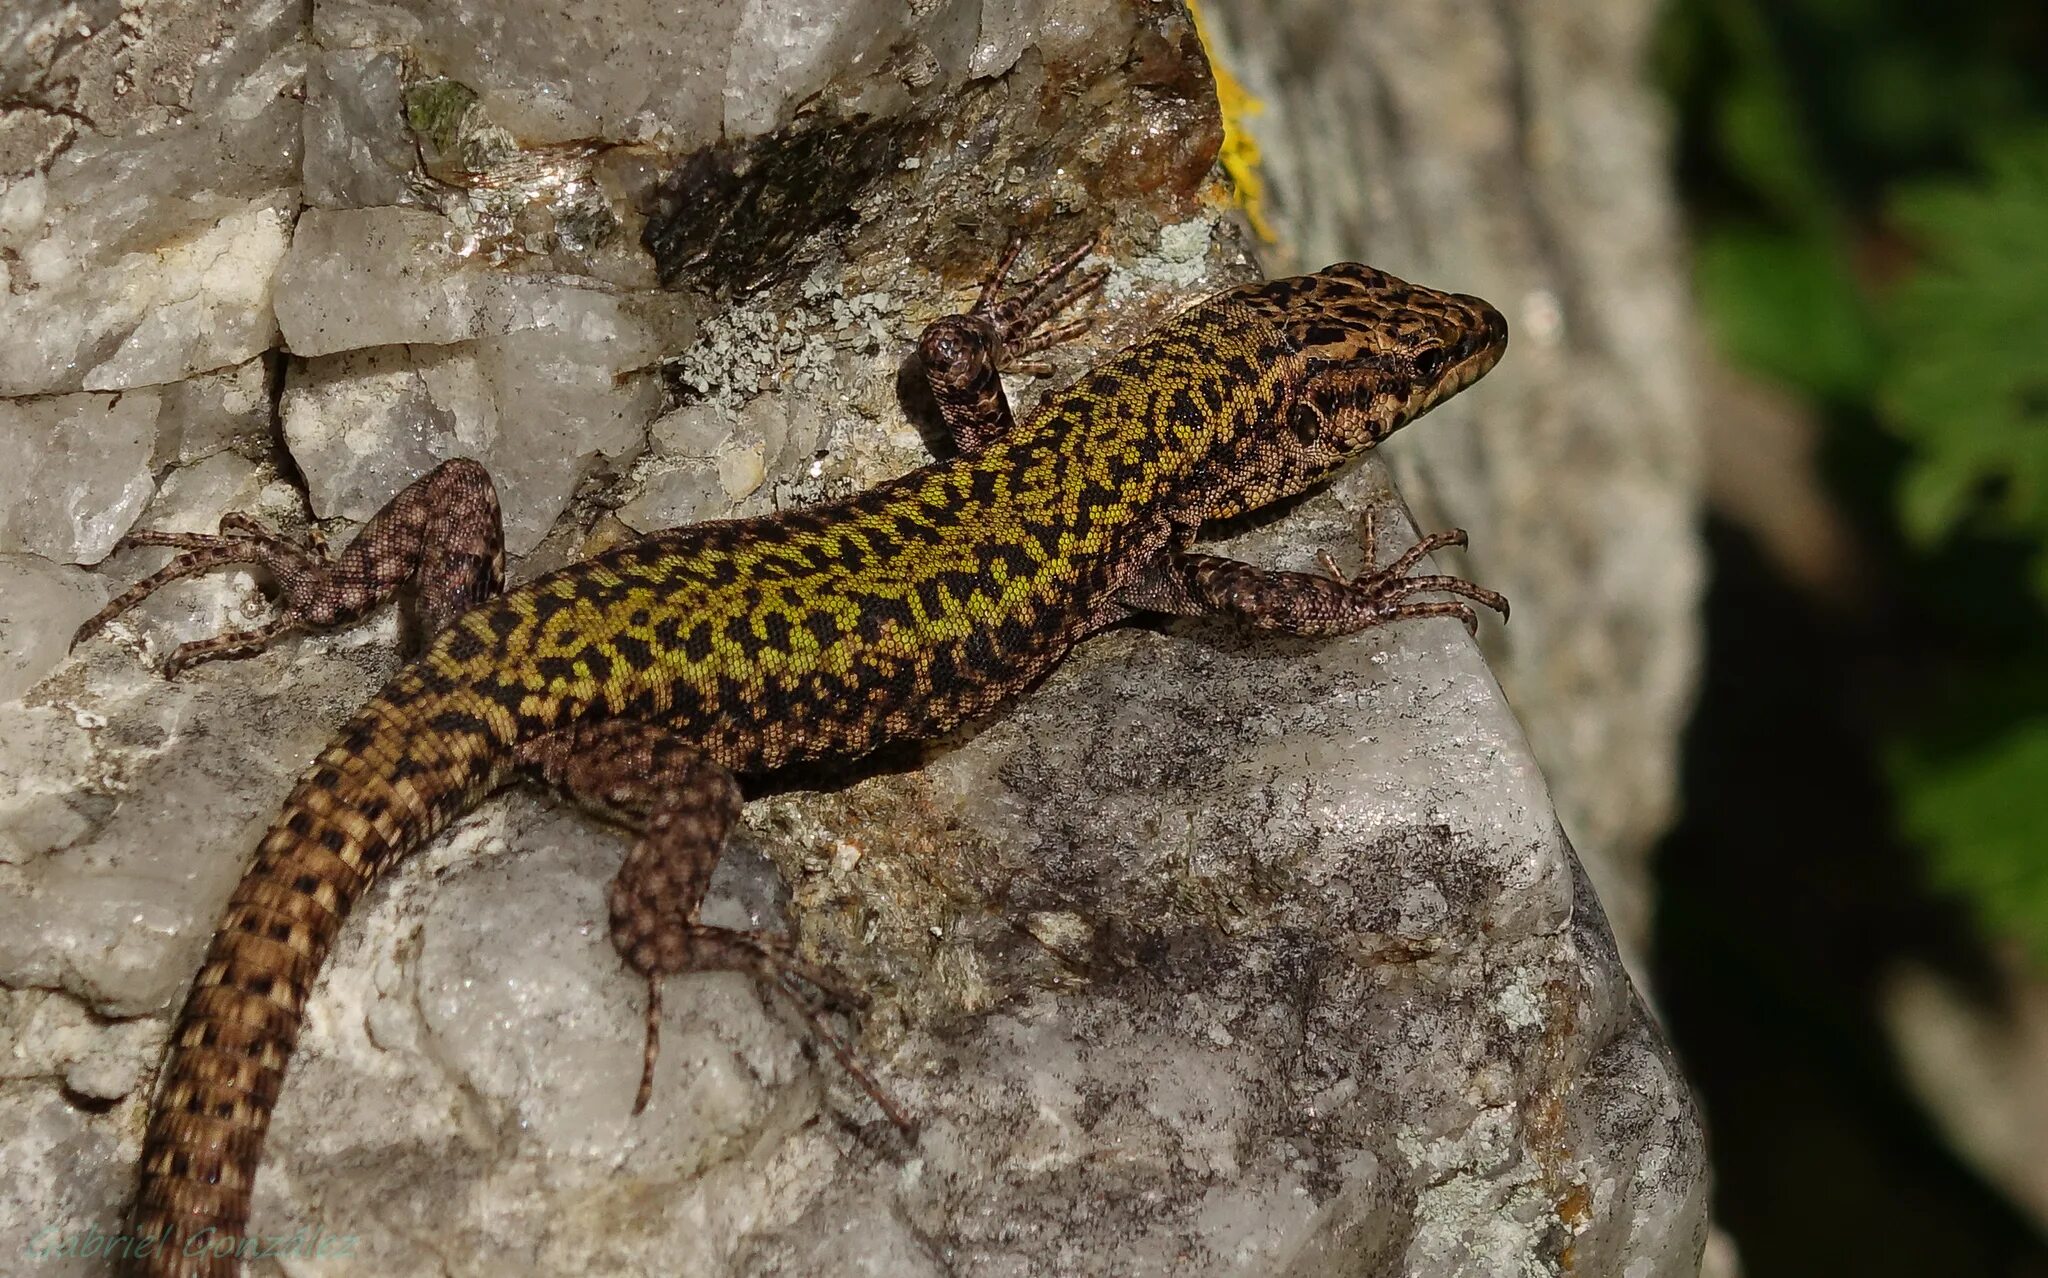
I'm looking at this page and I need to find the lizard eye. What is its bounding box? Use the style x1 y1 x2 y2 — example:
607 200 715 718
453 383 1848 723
1411 346 1448 379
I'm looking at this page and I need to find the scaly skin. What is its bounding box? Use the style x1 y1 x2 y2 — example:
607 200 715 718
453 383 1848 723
77 252 1507 1276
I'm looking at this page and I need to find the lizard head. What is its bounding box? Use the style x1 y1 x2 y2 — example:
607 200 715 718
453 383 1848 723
1235 263 1508 454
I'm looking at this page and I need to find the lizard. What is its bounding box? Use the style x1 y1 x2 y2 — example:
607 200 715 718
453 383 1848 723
72 235 1510 1276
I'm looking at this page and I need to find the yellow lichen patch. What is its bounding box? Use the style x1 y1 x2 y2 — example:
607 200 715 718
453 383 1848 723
1186 0 1275 243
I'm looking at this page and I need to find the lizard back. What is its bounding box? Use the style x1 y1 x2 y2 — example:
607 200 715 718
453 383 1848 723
408 293 1297 773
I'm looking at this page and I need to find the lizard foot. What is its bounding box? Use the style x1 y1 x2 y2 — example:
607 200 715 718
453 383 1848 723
72 515 336 678
1315 523 1511 637
71 458 505 677
916 230 1109 455
630 925 917 1135
969 229 1110 374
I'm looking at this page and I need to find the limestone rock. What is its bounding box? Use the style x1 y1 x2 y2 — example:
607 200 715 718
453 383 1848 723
0 391 160 565
151 359 278 471
0 2 1706 1276
278 333 664 557
0 0 304 398
1196 0 1704 965
0 556 107 704
303 47 418 211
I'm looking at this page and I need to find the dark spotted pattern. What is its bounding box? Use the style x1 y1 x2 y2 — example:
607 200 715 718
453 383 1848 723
87 257 1509 1277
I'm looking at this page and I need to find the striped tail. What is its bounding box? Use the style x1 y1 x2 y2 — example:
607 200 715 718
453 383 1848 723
129 680 507 1277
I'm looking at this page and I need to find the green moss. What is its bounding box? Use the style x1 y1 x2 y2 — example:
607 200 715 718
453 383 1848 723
1892 717 2048 963
403 78 479 156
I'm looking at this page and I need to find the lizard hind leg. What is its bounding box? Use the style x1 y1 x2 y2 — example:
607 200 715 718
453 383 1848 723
515 721 915 1132
73 457 505 677
916 230 1108 455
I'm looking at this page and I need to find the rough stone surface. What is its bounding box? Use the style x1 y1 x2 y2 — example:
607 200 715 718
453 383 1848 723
151 358 278 472
1198 0 1704 967
303 46 417 210
0 391 161 565
0 2 1705 1276
280 332 665 556
0 0 304 397
0 556 108 705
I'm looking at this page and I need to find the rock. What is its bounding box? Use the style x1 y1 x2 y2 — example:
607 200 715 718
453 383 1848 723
1882 958 2048 1233
0 557 108 705
0 1083 128 1278
270 206 691 553
0 0 304 398
0 645 388 1016
93 488 1696 1278
304 47 419 211
0 391 160 565
273 207 683 356
151 358 278 471
1194 0 1704 966
0 1 1705 1275
279 334 663 557
134 453 279 539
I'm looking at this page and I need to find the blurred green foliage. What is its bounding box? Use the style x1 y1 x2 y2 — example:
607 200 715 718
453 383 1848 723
1695 228 1876 399
1893 715 2048 958
1882 134 2048 598
1660 0 2048 960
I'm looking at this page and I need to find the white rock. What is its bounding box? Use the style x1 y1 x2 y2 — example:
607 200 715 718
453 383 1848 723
0 392 159 564
0 1086 124 1274
0 557 108 704
0 703 97 868
275 206 691 357
0 650 385 1015
0 30 301 397
80 205 294 393
722 2 908 137
151 357 274 469
323 0 745 145
304 47 418 210
136 452 273 537
282 333 660 555
274 207 500 354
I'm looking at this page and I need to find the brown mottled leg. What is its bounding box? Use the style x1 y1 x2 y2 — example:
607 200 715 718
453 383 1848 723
1116 523 1509 637
916 232 1107 454
73 458 505 676
515 721 913 1131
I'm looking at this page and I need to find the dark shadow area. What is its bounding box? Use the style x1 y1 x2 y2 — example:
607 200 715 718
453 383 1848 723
1654 516 2048 1278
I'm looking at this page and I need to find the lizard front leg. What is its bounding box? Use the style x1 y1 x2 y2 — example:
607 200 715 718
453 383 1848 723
515 720 913 1131
73 458 505 675
915 233 1106 454
1115 523 1509 637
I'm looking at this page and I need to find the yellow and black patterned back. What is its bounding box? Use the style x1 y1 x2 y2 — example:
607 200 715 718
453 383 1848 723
405 296 1294 772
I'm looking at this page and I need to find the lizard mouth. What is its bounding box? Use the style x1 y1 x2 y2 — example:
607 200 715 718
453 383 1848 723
1444 293 1510 390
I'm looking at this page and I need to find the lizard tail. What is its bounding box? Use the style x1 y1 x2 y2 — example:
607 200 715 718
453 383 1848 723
128 678 509 1276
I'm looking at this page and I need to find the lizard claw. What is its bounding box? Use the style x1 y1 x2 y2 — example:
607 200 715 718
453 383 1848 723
631 925 914 1135
1328 523 1508 634
974 231 1109 372
70 517 335 676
